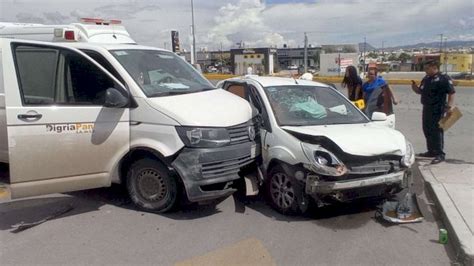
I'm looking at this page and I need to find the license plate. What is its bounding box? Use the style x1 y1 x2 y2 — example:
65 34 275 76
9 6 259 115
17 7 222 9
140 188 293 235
250 144 257 158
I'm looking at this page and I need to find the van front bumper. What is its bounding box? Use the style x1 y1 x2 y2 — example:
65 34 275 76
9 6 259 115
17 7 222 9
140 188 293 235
171 142 259 202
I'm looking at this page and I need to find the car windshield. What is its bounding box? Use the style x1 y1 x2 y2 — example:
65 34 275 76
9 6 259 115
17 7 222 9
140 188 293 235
264 85 369 126
111 49 214 97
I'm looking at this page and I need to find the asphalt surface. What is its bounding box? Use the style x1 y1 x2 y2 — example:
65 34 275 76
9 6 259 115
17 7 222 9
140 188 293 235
1 84 472 265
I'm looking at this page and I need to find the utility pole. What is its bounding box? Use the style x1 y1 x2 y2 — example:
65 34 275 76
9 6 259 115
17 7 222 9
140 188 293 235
381 40 385 59
439 34 443 53
444 37 448 73
191 0 196 65
304 32 308 73
220 42 223 73
363 36 367 76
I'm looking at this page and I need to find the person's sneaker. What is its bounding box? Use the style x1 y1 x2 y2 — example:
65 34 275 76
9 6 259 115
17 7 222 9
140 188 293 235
416 151 435 158
431 155 445 164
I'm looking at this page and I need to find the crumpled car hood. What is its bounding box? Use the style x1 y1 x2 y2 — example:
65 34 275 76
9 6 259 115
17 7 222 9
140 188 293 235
283 123 407 156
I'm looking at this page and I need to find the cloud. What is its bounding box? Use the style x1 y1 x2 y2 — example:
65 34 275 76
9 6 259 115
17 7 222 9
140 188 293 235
43 11 69 24
206 0 295 48
15 12 45 23
1 0 472 50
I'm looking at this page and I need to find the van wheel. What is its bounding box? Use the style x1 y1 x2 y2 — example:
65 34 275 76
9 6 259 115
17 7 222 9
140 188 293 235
126 158 177 213
265 166 299 215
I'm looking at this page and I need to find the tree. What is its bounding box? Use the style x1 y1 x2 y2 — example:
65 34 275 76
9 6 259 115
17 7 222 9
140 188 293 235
398 52 411 63
367 52 378 59
388 54 398 61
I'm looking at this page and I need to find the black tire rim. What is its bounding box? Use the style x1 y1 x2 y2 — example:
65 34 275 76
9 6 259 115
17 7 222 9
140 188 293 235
136 169 167 202
270 172 295 210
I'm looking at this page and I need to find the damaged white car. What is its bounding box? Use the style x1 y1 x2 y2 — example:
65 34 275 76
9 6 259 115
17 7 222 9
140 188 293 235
218 76 415 215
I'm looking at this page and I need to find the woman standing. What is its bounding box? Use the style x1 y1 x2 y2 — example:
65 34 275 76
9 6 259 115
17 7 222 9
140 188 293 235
363 67 399 118
341 65 363 101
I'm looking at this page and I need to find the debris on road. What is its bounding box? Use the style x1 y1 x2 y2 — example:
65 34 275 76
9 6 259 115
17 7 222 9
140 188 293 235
11 204 74 233
379 193 424 224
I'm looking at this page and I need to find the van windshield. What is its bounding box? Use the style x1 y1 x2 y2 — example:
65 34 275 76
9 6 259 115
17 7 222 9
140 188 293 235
111 49 214 97
264 85 369 126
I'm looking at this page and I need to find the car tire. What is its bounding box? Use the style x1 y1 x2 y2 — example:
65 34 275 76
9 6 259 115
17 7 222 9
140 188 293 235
265 165 300 215
126 158 178 213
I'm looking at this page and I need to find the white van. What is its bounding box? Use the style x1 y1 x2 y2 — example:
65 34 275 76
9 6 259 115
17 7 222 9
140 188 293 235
0 19 259 212
218 76 415 215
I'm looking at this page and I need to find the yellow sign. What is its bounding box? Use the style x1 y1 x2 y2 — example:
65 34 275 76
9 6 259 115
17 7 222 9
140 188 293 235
352 99 365 110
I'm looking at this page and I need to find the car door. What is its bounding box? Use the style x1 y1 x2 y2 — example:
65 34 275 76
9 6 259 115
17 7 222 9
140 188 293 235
223 80 272 161
1 39 130 198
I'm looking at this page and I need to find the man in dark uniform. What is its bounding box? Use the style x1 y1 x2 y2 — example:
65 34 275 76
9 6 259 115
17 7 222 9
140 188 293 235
411 60 456 164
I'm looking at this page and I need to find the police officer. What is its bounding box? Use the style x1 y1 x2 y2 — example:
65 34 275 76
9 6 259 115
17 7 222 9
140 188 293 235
411 60 456 164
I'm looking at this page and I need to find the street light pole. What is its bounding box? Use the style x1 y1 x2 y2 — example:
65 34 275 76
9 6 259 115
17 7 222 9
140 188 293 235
191 0 196 65
304 32 308 73
363 36 367 76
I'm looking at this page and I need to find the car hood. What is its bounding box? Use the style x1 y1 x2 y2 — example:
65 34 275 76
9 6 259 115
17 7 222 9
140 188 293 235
283 123 407 156
145 89 253 127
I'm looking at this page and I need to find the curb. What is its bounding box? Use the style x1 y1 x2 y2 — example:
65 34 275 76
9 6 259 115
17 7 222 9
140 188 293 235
418 164 473 265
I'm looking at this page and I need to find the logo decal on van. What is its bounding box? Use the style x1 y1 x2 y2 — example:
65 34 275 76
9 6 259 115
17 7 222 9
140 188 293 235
46 123 94 134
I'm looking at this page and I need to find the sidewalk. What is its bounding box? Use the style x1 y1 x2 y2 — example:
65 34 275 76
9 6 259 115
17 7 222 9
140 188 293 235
419 161 474 265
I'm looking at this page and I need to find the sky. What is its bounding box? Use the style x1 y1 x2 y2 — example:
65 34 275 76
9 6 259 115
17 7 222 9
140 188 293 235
0 0 472 51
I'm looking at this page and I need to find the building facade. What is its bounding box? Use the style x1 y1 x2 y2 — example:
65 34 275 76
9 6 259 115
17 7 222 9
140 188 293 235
440 53 472 72
276 47 321 70
230 48 278 75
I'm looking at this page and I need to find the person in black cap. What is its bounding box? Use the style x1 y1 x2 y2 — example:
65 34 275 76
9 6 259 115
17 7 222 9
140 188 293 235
411 60 456 164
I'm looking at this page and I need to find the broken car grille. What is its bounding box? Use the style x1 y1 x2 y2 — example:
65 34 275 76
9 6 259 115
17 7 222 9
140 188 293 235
228 122 259 145
201 154 254 179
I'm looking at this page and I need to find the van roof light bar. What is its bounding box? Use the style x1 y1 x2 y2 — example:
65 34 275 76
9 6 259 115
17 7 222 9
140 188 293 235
80 18 122 25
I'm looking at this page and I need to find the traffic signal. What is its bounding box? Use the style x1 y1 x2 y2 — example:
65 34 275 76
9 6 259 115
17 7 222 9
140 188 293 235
171 31 180 53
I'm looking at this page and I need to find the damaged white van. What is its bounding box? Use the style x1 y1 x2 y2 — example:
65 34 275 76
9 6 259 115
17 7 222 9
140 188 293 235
0 19 259 212
218 76 415 215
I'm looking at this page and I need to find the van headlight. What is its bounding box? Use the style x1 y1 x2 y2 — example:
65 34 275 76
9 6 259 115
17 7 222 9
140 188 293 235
301 143 347 176
402 140 415 167
176 127 230 148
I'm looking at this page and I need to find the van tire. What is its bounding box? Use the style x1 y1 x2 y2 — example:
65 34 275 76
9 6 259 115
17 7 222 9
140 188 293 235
126 158 177 213
265 165 300 215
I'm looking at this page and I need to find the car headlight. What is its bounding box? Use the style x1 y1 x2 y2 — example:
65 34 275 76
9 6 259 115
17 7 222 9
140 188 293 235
176 127 230 148
402 139 415 167
301 143 348 176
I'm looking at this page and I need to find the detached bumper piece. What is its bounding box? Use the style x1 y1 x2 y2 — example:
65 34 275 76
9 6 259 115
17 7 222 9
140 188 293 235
172 142 259 202
306 171 408 201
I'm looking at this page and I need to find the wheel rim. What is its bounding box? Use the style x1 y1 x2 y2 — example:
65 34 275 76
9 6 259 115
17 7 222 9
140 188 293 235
136 169 167 202
270 172 295 209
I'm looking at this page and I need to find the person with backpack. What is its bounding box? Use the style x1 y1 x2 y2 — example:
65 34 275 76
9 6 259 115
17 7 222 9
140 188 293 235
362 68 399 118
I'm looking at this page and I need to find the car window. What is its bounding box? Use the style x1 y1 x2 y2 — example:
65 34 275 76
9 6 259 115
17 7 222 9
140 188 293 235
60 50 117 105
13 44 121 106
14 45 58 105
81 50 124 84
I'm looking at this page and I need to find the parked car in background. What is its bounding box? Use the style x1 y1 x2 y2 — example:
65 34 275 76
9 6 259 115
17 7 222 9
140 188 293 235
451 72 472 80
218 76 415 215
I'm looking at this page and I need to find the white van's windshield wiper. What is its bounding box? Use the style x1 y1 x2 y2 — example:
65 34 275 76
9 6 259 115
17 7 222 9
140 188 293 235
148 90 205 97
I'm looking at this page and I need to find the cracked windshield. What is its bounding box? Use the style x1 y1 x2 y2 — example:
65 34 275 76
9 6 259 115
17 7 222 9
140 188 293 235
265 85 368 126
112 49 214 97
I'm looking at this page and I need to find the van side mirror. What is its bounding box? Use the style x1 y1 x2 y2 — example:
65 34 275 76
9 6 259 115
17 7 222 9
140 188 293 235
371 111 387 121
104 88 129 108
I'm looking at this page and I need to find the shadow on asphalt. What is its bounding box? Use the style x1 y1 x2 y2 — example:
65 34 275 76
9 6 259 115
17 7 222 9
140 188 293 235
0 196 103 233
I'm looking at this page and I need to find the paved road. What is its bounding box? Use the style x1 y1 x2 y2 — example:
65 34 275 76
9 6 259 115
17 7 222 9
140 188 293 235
1 84 472 265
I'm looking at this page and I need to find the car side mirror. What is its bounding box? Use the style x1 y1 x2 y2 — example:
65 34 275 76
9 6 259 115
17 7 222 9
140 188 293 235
104 88 129 108
371 111 387 121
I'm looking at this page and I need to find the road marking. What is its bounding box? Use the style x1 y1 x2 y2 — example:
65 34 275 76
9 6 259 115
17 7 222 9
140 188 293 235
175 238 275 266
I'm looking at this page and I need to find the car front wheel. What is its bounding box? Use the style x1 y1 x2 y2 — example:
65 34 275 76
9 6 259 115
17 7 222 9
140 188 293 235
126 158 178 213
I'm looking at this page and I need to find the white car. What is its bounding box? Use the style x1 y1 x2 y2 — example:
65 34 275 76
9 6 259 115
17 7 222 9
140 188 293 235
218 76 415 215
